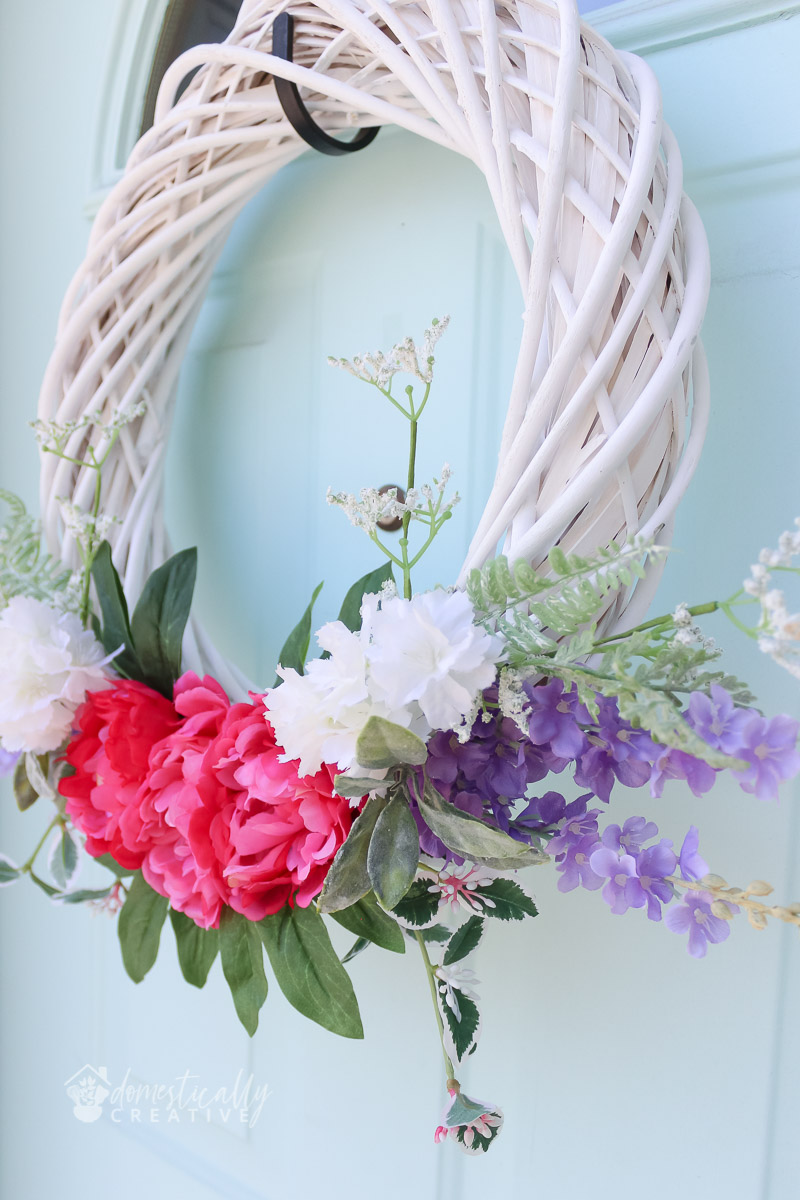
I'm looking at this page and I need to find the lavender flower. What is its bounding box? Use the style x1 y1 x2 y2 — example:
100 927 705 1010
574 697 654 802
590 840 677 920
678 826 708 882
665 891 732 957
588 849 642 915
732 713 800 802
556 833 604 893
687 685 753 755
527 679 588 761
601 816 658 855
649 747 717 799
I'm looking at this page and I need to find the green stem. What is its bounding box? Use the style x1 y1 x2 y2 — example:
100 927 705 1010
415 931 456 1083
79 465 104 625
401 417 418 600
593 600 721 648
21 814 62 874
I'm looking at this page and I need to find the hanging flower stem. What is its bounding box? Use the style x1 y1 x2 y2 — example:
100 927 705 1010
414 929 458 1086
20 812 63 875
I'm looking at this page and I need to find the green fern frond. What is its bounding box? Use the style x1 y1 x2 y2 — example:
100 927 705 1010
0 490 72 608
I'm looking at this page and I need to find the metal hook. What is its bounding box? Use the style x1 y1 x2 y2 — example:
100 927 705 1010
272 13 379 156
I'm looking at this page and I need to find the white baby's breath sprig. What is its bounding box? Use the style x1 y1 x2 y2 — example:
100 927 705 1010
742 518 800 679
328 316 450 388
57 499 120 560
31 401 146 456
497 667 530 735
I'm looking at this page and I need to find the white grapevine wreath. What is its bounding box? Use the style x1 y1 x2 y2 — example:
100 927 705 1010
37 0 710 697
6 0 800 1161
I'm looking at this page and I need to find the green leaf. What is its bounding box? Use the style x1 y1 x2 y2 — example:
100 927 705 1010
417 783 549 870
275 581 324 681
356 716 427 770
0 855 21 885
440 986 481 1060
30 871 59 897
94 852 135 879
48 827 79 891
341 936 372 965
332 774 383 799
117 873 169 983
130 548 197 697
445 1090 494 1128
59 887 114 904
476 877 538 921
367 793 420 909
317 796 386 914
391 879 439 927
90 541 141 679
219 907 268 1036
330 893 405 954
258 905 363 1039
170 909 219 988
418 923 450 942
443 916 484 966
336 563 395 632
13 756 38 811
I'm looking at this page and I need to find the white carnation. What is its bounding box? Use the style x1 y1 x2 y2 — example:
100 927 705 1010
364 589 502 733
265 588 501 777
266 620 411 777
0 595 111 754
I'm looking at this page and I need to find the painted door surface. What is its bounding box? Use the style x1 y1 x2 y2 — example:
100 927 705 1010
1 3 799 1198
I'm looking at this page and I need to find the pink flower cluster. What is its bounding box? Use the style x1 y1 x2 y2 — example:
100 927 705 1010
60 673 352 928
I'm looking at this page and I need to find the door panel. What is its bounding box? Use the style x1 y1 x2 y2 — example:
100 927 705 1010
2 3 799 1198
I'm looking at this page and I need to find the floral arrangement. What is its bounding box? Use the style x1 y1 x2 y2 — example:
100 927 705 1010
2 320 800 1155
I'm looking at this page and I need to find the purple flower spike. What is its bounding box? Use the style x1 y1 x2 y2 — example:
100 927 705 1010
601 816 658 854
589 848 644 915
665 891 733 957
687 685 753 756
732 714 800 802
650 748 717 799
527 680 587 761
678 826 708 882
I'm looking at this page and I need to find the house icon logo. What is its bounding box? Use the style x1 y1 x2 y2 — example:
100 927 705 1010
64 1065 110 1123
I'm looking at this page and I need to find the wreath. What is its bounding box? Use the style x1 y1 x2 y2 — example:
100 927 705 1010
1 0 799 1156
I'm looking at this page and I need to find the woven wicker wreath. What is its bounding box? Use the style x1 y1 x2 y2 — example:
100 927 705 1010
37 0 710 698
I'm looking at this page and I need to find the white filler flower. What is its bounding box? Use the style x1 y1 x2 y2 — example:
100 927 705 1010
0 595 110 753
365 590 502 733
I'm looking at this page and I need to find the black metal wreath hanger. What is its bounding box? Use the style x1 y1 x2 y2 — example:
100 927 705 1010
272 12 379 156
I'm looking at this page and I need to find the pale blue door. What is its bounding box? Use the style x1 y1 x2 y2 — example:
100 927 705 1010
1 3 799 1198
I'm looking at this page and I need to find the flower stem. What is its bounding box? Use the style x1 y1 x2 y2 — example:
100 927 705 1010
414 930 457 1084
21 813 62 874
401 414 418 600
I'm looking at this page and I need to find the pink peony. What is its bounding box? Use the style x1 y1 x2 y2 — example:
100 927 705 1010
138 672 233 929
204 696 353 921
60 679 181 869
64 669 353 931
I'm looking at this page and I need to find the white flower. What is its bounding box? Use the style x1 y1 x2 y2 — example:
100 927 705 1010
672 602 692 628
435 962 480 1021
0 596 111 753
265 620 411 777
364 590 502 733
428 862 497 914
